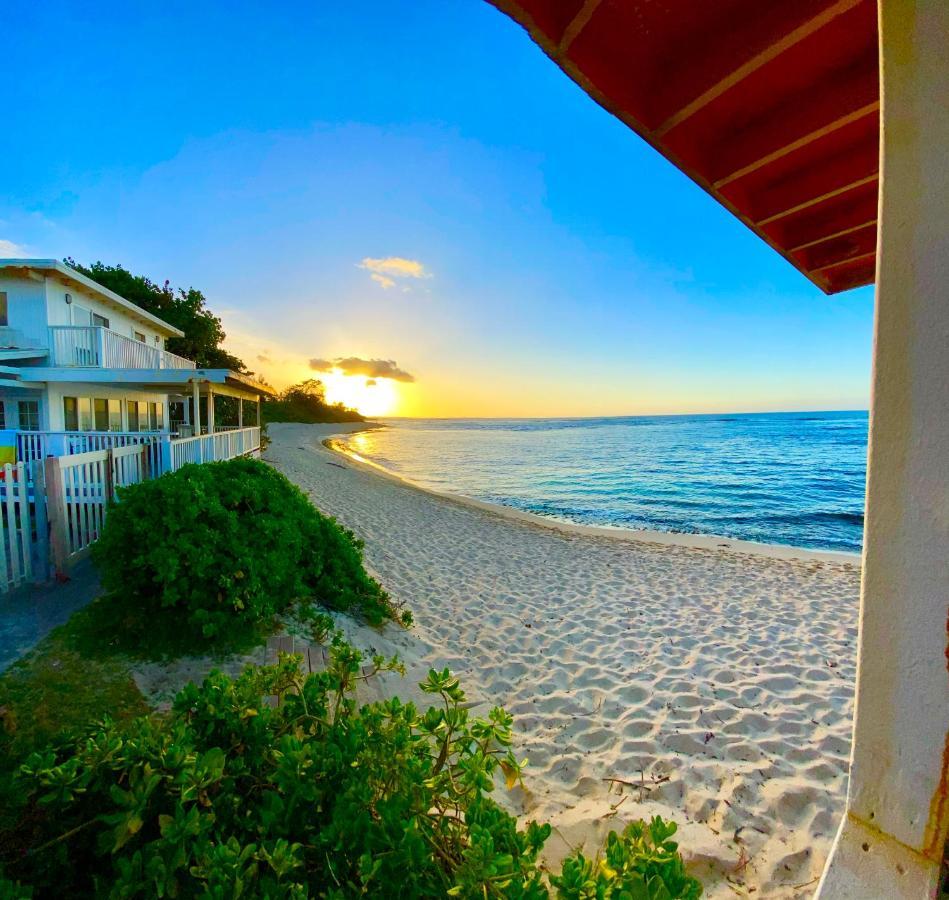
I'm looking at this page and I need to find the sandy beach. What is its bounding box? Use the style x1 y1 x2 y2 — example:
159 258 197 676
264 422 861 898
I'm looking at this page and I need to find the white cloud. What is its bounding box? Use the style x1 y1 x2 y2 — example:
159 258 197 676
0 239 29 257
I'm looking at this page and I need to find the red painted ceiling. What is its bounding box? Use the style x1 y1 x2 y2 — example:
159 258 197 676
487 0 880 293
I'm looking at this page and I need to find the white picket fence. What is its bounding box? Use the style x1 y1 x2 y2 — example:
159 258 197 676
0 463 37 591
0 426 263 590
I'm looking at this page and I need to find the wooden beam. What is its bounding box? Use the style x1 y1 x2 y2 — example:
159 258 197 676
654 0 865 138
789 218 878 252
714 102 879 188
809 249 876 273
558 0 603 54
757 173 879 226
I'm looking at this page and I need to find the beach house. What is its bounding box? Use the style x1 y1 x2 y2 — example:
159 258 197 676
0 259 274 470
487 0 947 895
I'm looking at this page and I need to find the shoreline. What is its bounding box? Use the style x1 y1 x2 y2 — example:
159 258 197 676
263 422 862 897
324 424 861 567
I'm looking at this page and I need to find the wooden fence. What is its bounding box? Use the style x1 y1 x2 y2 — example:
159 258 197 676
0 427 262 589
0 463 38 591
44 445 153 570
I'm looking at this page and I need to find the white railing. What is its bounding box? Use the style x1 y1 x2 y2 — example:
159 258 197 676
17 431 166 473
168 426 261 472
48 326 196 370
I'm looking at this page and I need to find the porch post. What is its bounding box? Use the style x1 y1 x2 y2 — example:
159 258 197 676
256 395 261 426
817 1 949 895
238 397 244 428
207 386 215 434
192 380 201 435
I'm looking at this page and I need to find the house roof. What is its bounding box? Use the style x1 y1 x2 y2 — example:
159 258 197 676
0 259 186 337
486 0 879 294
17 367 278 398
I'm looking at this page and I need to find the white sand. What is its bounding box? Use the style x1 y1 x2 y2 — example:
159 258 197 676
264 422 861 898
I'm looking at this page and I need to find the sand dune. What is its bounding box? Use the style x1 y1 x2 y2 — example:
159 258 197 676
265 423 860 898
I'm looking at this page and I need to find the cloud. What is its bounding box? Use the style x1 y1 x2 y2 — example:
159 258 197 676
309 356 416 383
370 273 395 290
365 379 377 387
0 239 29 257
359 256 431 290
256 353 272 364
359 257 430 279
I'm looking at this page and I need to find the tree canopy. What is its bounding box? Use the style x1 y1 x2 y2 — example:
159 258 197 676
64 259 245 371
263 379 364 423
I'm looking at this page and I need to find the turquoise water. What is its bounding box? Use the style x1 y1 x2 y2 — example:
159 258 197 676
341 411 869 553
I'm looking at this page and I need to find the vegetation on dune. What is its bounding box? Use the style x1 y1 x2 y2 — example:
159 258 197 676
0 619 702 898
263 379 365 424
0 452 702 898
92 457 405 638
63 259 246 371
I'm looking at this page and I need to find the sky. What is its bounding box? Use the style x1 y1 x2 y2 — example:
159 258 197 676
2 0 875 417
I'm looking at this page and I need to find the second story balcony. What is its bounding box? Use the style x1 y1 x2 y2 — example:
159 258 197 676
48 326 196 370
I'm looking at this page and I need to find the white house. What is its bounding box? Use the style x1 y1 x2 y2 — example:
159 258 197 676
0 259 275 469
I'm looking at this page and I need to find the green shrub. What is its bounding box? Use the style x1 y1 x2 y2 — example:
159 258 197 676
553 818 703 899
2 631 703 898
7 636 550 898
92 457 403 637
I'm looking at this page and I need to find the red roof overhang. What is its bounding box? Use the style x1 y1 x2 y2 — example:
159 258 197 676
486 0 880 294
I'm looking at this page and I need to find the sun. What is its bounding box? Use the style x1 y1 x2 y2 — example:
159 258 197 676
322 372 399 417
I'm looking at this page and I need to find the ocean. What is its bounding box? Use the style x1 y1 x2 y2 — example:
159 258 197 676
339 411 869 553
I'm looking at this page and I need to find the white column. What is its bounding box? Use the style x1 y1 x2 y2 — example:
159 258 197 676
256 395 261 426
192 380 201 436
238 397 244 428
207 386 215 433
817 1 949 895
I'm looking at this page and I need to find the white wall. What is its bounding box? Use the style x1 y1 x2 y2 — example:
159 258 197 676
44 277 168 348
40 383 170 431
0 274 51 348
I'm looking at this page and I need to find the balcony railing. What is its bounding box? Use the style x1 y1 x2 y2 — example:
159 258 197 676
48 326 196 370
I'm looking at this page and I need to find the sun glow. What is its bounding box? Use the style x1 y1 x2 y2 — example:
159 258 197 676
322 372 399 417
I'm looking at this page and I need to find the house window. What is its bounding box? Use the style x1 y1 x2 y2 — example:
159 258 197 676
63 397 79 431
126 400 139 432
0 403 6 429
18 400 39 431
94 398 109 431
148 402 158 431
78 397 93 431
0 292 8 327
108 399 122 432
134 331 146 343
92 313 110 329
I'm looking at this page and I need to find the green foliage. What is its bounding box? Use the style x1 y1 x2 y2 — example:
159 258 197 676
5 635 553 898
92 457 403 638
63 259 245 370
552 818 702 900
263 379 365 424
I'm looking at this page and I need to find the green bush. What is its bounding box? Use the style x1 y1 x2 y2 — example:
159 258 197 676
2 633 702 898
7 637 549 898
552 819 702 899
92 457 402 636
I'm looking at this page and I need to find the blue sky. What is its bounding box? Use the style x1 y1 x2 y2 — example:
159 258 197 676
3 0 875 416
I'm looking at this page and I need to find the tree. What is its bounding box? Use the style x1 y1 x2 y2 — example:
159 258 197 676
63 259 246 370
263 379 364 423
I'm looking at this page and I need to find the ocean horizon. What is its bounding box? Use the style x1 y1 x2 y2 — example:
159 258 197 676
340 410 869 553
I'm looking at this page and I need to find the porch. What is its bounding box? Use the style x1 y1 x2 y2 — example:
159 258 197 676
13 425 263 475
